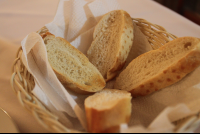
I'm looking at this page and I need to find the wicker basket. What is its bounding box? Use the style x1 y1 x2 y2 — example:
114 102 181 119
11 18 200 133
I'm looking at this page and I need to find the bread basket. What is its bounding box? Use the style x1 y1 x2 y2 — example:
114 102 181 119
11 18 200 133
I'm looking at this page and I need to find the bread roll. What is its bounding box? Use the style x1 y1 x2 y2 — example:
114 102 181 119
42 32 106 94
85 89 132 133
87 10 134 82
114 37 200 97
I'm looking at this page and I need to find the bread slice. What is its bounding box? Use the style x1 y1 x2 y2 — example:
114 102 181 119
85 89 132 133
87 10 134 82
42 32 106 94
114 37 200 97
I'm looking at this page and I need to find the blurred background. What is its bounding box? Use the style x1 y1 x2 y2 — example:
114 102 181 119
154 0 200 26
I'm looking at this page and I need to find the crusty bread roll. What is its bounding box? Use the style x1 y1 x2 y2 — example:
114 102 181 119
85 89 132 133
42 32 106 94
87 10 134 82
114 37 200 97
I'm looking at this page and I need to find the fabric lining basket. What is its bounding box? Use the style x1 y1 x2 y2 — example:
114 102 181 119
11 18 200 133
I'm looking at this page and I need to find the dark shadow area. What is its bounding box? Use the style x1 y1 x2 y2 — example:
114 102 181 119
154 0 200 26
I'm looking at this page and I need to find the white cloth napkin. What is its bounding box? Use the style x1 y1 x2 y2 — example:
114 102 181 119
121 104 195 133
46 0 121 55
20 0 200 132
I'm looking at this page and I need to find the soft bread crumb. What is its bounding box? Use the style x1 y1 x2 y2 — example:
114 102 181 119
85 89 132 110
87 10 134 82
43 33 106 94
115 37 200 97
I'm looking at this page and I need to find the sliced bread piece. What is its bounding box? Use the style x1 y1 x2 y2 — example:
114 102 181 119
85 89 132 133
42 32 106 94
114 37 200 97
87 10 134 82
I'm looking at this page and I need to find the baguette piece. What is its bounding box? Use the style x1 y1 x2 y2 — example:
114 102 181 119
114 37 200 97
85 89 132 133
42 32 106 94
87 10 134 82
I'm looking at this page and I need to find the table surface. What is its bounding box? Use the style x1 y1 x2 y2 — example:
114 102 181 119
0 0 200 133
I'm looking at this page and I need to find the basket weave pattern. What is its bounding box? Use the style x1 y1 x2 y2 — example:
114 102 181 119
10 18 200 133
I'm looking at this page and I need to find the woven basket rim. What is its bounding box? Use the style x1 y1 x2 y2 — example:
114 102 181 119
10 17 200 133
